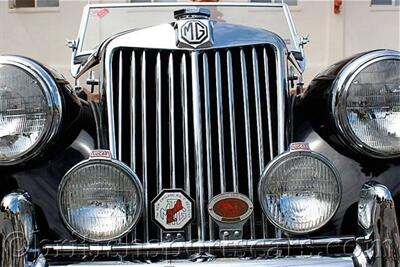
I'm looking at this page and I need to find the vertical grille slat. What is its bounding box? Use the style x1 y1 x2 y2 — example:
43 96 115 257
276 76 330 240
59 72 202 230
130 51 136 172
263 48 274 160
252 48 268 239
156 52 163 194
240 49 255 239
118 50 123 161
215 51 226 193
181 53 192 239
130 51 137 242
112 44 282 243
155 52 163 239
141 51 149 243
226 50 239 193
252 48 264 171
191 52 206 241
202 53 214 240
168 53 176 189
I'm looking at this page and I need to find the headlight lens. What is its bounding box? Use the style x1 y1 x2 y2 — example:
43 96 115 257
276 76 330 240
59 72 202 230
258 150 341 234
58 157 143 242
333 51 400 158
0 56 62 164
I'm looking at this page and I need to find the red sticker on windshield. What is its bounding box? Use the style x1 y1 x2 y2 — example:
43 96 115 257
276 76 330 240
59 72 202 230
93 8 109 19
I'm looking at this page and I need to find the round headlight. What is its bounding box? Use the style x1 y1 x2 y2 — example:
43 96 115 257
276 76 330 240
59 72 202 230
258 149 341 234
332 50 400 158
0 56 62 164
58 156 143 242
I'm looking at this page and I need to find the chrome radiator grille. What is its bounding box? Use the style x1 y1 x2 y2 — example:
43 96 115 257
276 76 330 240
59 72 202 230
110 45 281 242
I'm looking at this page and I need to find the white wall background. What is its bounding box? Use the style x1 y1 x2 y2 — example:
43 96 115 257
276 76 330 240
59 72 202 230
0 0 399 84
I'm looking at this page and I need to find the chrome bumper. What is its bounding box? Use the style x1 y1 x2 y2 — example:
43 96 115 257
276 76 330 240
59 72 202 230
45 257 355 267
1 182 399 267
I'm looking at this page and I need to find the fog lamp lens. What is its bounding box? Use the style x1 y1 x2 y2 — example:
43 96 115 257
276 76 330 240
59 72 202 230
258 150 341 234
58 157 143 242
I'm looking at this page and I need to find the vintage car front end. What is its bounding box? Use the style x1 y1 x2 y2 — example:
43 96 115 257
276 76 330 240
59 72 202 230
0 3 399 267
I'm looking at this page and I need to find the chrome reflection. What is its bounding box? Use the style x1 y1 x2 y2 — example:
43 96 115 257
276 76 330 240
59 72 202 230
0 192 35 267
258 147 342 234
356 182 400 266
331 50 400 158
58 154 144 242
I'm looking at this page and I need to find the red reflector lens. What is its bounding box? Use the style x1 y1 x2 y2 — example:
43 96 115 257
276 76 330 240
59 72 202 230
213 198 249 219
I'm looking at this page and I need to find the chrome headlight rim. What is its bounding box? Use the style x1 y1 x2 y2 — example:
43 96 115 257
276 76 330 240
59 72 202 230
0 56 62 165
331 50 400 159
258 149 342 235
57 157 144 242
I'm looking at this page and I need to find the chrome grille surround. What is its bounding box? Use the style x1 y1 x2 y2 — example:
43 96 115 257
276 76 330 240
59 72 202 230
101 21 289 243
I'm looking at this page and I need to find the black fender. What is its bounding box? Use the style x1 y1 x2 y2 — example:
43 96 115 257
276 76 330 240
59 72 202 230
294 50 400 235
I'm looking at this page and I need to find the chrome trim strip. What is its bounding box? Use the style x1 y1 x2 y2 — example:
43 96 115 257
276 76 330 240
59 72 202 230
273 46 289 154
356 182 400 266
282 4 301 54
203 53 214 240
181 53 191 239
226 50 239 192
181 53 190 194
84 2 287 8
156 52 163 239
0 56 63 165
256 48 269 239
43 236 356 255
240 49 255 239
129 52 137 249
252 48 264 176
274 47 287 154
168 53 176 189
156 52 163 193
215 51 226 193
70 4 90 77
263 48 274 159
0 192 35 267
105 49 117 157
118 50 123 161
191 51 206 241
130 51 136 171
75 4 91 58
141 51 149 242
46 257 355 267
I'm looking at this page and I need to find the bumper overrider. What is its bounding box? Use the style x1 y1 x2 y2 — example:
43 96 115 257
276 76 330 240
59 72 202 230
1 182 399 267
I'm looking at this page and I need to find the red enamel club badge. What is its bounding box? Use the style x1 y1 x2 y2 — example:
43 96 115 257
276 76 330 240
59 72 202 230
152 189 194 231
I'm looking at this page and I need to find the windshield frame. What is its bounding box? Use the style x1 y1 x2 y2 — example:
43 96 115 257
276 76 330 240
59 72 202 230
74 2 302 57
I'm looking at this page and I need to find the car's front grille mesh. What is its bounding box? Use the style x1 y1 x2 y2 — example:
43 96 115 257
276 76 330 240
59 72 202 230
111 45 280 242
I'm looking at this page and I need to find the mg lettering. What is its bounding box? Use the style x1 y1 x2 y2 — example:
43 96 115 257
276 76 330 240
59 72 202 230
180 20 208 44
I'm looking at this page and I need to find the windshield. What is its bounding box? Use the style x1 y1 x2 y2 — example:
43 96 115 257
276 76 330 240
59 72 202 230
77 2 301 55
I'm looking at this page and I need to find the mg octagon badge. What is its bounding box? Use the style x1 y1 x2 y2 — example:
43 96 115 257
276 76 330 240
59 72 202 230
175 19 213 48
152 189 194 231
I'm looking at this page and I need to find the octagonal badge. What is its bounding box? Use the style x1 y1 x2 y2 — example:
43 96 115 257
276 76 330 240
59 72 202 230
175 19 213 48
152 189 194 231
